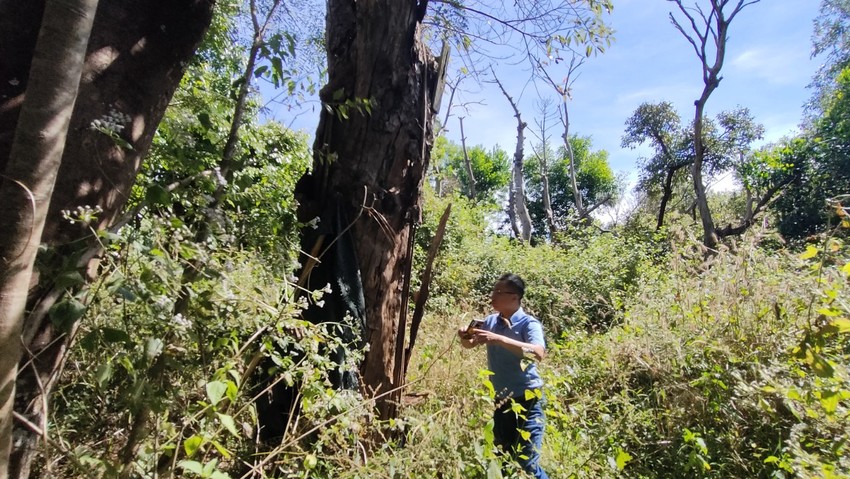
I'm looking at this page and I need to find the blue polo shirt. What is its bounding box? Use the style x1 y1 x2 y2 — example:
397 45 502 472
482 307 546 400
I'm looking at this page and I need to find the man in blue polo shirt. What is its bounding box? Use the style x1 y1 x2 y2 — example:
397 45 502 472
458 273 549 479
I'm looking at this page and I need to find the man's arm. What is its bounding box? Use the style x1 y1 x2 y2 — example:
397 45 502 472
469 329 546 361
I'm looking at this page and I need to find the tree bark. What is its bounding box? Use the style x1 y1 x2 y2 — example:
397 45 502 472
492 71 531 241
670 0 759 251
656 160 690 231
561 101 585 220
458 117 476 200
0 1 98 475
295 0 439 421
0 1 213 476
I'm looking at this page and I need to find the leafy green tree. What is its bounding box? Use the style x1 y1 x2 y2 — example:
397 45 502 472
771 67 850 239
668 0 761 250
623 102 766 232
427 135 509 203
526 135 617 236
811 0 850 112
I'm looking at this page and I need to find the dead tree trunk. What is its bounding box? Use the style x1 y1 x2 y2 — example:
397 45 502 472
492 70 531 241
295 0 440 421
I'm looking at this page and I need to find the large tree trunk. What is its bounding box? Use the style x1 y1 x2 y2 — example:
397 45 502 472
0 1 213 476
295 0 438 421
0 1 98 476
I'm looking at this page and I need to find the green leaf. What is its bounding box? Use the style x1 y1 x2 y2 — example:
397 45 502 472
800 245 819 259
145 337 163 361
216 413 239 437
831 318 850 333
101 327 131 344
206 381 227 405
95 362 113 388
178 460 204 475
198 112 213 130
811 352 835 378
820 390 840 414
55 271 85 290
225 380 239 402
209 439 232 459
145 184 170 206
615 448 633 470
184 434 204 457
49 298 86 332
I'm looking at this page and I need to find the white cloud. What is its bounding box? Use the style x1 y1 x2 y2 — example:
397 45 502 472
730 47 811 86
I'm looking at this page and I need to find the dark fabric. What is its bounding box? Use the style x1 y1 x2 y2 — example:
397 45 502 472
493 395 549 479
256 198 366 442
300 198 366 388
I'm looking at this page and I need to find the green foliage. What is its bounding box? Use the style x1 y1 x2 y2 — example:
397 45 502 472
416 186 661 332
539 232 850 478
429 136 511 203
811 0 850 112
623 102 768 233
525 135 618 234
771 67 850 240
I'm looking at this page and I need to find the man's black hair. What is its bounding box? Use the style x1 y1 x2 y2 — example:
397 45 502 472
498 273 525 299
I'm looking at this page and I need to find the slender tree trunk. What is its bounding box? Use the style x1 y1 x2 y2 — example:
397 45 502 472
561 101 585 219
492 71 531 241
656 161 689 231
692 99 718 249
458 117 476 200
295 0 439 421
507 180 521 239
0 1 98 476
657 168 675 230
0 1 213 476
540 149 556 238
512 120 531 241
670 0 758 250
173 0 281 318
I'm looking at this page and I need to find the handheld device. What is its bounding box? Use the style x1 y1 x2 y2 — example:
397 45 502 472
465 318 484 334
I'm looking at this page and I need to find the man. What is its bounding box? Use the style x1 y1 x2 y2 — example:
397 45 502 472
458 273 549 479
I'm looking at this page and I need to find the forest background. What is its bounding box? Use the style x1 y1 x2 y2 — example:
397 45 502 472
0 0 848 478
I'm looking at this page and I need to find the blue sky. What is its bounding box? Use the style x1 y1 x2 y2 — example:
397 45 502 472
447 0 821 180
278 1 821 184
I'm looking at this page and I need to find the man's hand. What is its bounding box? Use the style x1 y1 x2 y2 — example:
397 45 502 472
470 328 501 346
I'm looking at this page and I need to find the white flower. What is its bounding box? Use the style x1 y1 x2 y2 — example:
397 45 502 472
173 313 191 330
